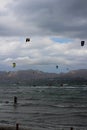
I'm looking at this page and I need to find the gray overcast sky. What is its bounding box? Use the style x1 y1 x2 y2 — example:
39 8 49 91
0 0 87 73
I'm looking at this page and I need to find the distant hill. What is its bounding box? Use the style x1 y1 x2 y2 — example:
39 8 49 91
0 69 87 85
0 69 87 79
59 69 87 79
7 69 58 79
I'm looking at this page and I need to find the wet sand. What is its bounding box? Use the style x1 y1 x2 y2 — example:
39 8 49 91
0 125 31 130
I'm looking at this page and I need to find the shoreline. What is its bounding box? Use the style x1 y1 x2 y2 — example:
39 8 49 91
0 125 87 130
0 124 32 130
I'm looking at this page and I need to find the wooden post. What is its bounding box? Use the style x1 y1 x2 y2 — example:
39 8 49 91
70 127 73 130
16 123 19 130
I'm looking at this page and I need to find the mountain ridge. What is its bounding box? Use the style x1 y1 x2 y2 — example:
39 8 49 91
0 69 87 85
0 69 87 79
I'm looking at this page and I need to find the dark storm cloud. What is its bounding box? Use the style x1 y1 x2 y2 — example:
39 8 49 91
6 0 87 39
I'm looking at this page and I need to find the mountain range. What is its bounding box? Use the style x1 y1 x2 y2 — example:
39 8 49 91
0 69 87 85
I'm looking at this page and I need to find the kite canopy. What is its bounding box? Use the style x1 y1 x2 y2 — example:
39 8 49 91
56 65 58 69
12 62 16 68
26 38 30 42
81 41 85 46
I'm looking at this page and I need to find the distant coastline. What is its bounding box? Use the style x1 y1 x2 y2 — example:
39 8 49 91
0 69 87 86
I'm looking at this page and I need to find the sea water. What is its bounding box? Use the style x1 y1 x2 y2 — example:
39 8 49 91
0 84 87 130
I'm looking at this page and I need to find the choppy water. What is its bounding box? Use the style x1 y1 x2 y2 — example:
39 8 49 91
0 84 87 130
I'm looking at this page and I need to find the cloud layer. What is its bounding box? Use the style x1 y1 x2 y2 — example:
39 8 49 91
0 0 87 72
